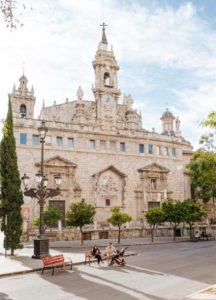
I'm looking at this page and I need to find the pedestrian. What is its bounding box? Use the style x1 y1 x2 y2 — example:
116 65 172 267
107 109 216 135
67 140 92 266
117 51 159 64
91 245 103 266
106 242 116 265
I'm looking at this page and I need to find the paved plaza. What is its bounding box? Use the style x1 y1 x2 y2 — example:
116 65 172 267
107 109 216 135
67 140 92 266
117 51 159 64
0 237 216 300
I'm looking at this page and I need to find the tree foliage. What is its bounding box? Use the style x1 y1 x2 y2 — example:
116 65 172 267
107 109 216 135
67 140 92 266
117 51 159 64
162 200 184 240
66 199 96 245
0 0 25 29
181 199 206 238
32 206 63 230
146 207 165 243
187 151 216 202
107 207 132 244
0 98 23 255
200 112 216 151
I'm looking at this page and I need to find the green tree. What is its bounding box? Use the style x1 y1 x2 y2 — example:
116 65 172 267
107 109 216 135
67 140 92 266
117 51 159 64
66 199 96 245
187 151 216 222
146 207 165 243
162 200 184 241
181 199 207 238
0 98 23 255
0 0 26 29
200 112 216 151
32 206 63 231
107 207 132 244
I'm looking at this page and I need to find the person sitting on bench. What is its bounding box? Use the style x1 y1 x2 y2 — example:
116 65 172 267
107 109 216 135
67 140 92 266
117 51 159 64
91 245 103 266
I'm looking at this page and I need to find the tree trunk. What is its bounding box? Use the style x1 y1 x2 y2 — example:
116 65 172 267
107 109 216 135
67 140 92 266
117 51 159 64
189 224 193 239
80 227 83 245
173 226 176 241
151 230 154 243
151 225 155 243
118 225 121 244
11 248 14 256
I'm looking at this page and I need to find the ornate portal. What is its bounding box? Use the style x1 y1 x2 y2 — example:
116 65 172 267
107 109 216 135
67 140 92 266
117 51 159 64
93 166 126 209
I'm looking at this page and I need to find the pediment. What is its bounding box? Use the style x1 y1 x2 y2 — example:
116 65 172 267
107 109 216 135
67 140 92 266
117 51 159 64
93 165 126 178
35 155 77 168
138 163 169 173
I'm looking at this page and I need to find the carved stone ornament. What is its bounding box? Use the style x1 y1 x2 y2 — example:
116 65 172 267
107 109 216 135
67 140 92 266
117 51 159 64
98 173 118 194
77 86 84 101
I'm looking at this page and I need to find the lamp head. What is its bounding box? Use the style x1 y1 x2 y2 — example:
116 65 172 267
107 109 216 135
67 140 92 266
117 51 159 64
38 120 48 140
54 174 62 188
21 173 29 188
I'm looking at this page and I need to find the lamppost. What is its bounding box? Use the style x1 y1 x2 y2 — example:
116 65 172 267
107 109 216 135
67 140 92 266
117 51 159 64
22 121 62 259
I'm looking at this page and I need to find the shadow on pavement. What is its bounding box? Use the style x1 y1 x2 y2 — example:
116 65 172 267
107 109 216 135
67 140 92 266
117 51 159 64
0 292 13 300
39 264 168 300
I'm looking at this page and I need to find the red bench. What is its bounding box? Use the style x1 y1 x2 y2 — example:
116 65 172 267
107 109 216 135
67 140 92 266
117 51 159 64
42 254 72 275
84 251 93 266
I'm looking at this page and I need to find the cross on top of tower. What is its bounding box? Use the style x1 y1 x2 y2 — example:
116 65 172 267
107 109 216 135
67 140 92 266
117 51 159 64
100 22 108 44
100 22 107 30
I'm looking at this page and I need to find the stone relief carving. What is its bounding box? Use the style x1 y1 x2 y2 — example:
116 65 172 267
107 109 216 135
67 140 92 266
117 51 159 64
93 167 126 207
98 173 118 194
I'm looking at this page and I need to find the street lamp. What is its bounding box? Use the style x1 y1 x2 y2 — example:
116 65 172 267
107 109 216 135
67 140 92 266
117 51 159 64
21 121 62 259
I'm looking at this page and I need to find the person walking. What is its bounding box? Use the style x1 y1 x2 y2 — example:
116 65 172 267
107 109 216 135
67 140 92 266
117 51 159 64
106 242 116 265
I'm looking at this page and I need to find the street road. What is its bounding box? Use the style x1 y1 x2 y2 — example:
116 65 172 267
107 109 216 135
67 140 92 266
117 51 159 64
0 241 216 300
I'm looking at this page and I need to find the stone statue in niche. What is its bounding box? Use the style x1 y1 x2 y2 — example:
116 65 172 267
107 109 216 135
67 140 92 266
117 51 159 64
77 86 84 101
150 178 157 190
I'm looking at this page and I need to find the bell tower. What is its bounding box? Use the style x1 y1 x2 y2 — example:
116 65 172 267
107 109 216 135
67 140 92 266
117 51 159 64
10 74 36 119
92 23 121 124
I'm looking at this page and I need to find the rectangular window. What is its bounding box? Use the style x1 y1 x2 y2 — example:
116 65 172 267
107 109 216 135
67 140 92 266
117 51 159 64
100 140 106 151
120 142 125 152
148 144 153 154
172 148 176 157
148 201 160 209
20 133 27 145
165 147 169 156
89 139 96 150
56 136 63 146
105 199 111 206
156 146 161 155
110 141 116 152
68 137 74 148
139 144 144 153
32 134 39 145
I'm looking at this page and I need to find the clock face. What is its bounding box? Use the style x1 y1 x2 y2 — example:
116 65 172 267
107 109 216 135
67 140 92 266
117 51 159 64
102 94 114 105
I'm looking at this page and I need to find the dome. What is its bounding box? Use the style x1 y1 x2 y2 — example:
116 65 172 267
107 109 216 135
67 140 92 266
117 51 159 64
161 108 174 118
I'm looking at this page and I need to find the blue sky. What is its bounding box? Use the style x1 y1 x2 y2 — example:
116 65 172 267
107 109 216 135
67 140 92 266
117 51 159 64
1 0 216 148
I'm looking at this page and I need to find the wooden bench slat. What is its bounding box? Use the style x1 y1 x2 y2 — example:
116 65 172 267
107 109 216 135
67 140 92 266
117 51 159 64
85 251 93 266
42 254 72 275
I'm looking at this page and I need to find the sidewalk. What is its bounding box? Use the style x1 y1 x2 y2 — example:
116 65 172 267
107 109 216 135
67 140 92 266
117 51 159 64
0 236 190 278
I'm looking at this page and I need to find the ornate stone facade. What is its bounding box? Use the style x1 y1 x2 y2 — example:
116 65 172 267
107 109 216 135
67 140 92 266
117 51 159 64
10 27 193 229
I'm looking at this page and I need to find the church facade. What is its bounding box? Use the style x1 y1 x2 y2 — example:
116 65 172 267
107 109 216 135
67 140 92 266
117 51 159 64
10 27 193 232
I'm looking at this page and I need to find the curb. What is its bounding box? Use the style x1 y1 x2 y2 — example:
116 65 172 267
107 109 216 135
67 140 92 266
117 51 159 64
0 252 137 279
48 238 191 249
